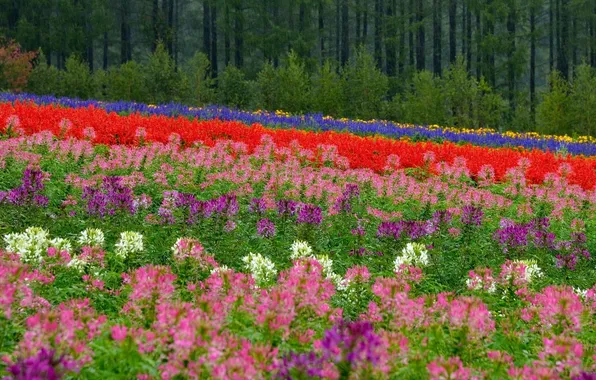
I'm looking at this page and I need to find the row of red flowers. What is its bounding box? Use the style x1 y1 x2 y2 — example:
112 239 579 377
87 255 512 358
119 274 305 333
2 101 596 189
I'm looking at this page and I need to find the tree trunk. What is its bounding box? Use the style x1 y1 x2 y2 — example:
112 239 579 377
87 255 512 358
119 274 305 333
121 0 132 63
399 0 406 73
168 0 174 55
558 0 569 79
416 0 425 70
363 3 368 42
386 0 397 75
449 0 457 63
319 0 325 60
356 0 361 44
549 0 554 70
475 8 481 79
273 0 279 67
224 1 231 66
203 1 211 61
103 32 108 70
466 3 471 71
375 0 383 68
152 0 159 51
409 0 415 66
234 1 244 67
341 0 349 65
433 0 442 74
507 0 516 111
530 2 536 122
211 2 218 78
336 0 341 63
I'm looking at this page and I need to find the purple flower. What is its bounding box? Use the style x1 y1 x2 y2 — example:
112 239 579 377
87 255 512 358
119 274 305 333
319 320 383 366
461 205 484 226
296 204 323 226
1 168 48 208
573 373 596 380
256 218 276 238
276 199 299 217
82 176 135 217
6 349 74 380
224 220 237 232
275 352 326 379
249 198 267 214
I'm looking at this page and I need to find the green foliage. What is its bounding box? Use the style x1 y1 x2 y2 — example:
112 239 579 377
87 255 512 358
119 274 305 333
183 52 215 106
400 71 446 126
103 61 149 103
218 65 251 109
476 78 507 130
443 58 478 129
26 51 61 95
536 71 570 135
275 51 312 113
145 42 181 104
256 61 280 111
341 48 389 120
311 60 343 117
567 64 596 137
60 55 94 99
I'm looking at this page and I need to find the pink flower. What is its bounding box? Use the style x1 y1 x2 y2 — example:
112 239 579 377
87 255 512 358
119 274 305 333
111 325 128 342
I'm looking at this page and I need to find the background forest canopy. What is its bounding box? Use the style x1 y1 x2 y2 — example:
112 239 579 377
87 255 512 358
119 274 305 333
1 0 596 137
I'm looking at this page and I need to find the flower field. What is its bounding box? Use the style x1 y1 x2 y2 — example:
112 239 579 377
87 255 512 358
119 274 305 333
0 98 595 379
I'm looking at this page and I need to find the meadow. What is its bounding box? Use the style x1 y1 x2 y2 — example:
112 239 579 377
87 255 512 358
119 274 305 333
0 96 595 379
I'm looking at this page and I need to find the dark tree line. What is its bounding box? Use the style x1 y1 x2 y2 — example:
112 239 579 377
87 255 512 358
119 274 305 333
2 0 596 134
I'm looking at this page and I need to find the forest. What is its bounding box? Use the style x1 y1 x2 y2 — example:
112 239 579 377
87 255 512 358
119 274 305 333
1 0 596 136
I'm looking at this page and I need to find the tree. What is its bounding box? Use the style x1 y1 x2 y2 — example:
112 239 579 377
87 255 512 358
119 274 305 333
342 48 389 119
312 60 344 116
537 70 570 134
0 39 36 92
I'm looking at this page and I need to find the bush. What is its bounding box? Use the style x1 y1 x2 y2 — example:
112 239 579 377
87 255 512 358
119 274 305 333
184 52 215 106
103 61 149 103
537 71 570 135
341 48 389 120
27 51 60 95
256 61 280 111
145 42 181 104
0 39 36 92
311 60 343 117
400 71 446 126
218 65 251 109
61 55 94 99
567 64 596 136
275 51 312 113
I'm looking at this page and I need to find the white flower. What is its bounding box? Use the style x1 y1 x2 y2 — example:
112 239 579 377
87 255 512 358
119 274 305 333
3 227 50 264
518 259 543 282
312 254 348 290
67 257 87 272
393 242 429 271
49 237 72 253
242 252 277 287
574 287 588 299
78 228 105 247
114 231 144 259
290 240 313 260
465 277 496 294
211 265 231 275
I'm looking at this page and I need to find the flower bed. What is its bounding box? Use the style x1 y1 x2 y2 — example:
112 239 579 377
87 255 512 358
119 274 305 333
0 126 595 378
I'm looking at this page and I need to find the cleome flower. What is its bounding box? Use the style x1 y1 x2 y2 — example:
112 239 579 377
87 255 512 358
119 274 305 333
114 231 144 259
3 227 51 264
394 242 430 271
77 228 105 247
242 252 277 287
290 240 313 260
